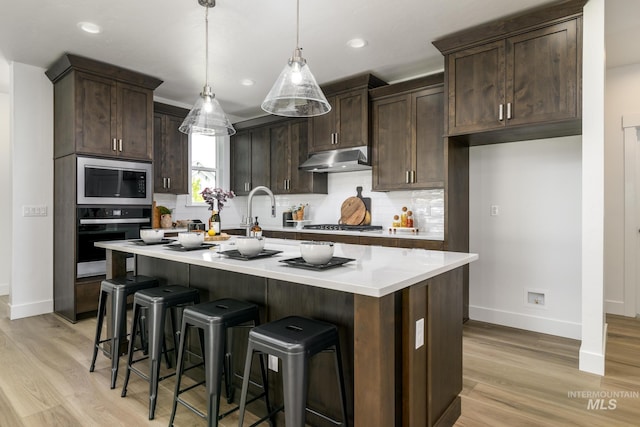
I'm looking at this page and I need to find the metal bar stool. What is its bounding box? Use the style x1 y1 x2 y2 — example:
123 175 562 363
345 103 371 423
169 299 272 427
89 275 159 389
121 285 200 420
238 316 349 427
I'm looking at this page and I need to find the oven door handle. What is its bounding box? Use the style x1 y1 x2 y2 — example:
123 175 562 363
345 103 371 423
79 218 151 225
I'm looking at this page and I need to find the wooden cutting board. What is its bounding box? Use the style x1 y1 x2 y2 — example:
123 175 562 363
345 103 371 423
340 196 366 225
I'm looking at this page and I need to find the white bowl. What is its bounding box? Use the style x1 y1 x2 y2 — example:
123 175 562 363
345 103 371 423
178 232 204 248
300 241 334 265
235 236 265 257
140 229 164 243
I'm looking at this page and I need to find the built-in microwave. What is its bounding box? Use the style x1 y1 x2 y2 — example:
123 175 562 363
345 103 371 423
77 157 153 205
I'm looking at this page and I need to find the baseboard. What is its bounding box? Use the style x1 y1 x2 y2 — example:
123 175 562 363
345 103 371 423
434 396 461 427
605 299 625 315
9 299 53 320
579 322 607 375
0 283 8 296
469 305 581 340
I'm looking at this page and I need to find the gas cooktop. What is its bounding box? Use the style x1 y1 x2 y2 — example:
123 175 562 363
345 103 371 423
303 224 383 232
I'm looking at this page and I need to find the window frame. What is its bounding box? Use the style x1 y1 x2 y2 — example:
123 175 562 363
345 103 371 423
187 134 228 207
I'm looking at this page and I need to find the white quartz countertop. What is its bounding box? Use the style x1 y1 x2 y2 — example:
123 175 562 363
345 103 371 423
225 224 444 241
96 238 477 298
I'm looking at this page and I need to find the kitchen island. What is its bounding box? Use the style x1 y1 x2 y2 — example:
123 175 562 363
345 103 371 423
96 238 477 427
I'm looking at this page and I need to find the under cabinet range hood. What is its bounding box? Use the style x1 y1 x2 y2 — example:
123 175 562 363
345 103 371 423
299 146 371 173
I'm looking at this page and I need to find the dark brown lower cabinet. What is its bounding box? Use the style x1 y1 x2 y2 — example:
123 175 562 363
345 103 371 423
131 254 464 427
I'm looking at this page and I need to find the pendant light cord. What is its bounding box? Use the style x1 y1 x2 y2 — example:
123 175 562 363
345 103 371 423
295 0 300 49
205 5 209 88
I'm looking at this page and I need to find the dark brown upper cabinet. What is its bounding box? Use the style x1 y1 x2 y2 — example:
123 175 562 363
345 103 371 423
46 54 162 160
309 74 386 153
433 0 585 145
153 103 189 194
371 75 445 191
230 125 270 196
270 119 327 195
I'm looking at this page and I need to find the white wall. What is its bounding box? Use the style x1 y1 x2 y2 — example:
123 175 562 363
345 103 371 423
469 136 582 339
9 62 54 319
580 0 606 376
604 62 640 315
0 92 10 296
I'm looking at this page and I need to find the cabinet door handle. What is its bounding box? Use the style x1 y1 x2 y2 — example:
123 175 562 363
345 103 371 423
499 104 504 121
167 177 171 189
335 133 339 145
112 138 117 151
405 171 410 184
162 178 166 189
118 139 123 152
331 133 335 144
507 102 512 120
412 170 417 183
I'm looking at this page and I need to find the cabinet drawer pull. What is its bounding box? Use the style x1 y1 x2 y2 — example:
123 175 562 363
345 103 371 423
112 138 117 151
507 102 512 120
498 104 504 121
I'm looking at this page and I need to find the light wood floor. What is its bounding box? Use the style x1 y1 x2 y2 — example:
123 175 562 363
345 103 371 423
1 296 639 426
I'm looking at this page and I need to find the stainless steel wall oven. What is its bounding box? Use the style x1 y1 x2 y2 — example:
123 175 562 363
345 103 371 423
76 206 151 278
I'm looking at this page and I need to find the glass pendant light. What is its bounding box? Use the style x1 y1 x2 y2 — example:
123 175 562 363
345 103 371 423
261 0 331 117
180 0 236 136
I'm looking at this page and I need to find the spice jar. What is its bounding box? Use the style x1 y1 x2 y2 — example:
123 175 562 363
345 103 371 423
400 206 408 227
392 215 401 227
407 210 414 228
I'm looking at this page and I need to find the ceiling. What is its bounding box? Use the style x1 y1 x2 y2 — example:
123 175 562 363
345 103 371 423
0 0 638 123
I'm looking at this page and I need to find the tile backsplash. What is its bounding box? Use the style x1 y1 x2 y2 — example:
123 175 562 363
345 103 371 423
155 170 444 235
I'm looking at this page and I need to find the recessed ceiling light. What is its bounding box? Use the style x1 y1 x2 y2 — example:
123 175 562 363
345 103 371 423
346 38 368 49
240 79 255 86
77 22 102 34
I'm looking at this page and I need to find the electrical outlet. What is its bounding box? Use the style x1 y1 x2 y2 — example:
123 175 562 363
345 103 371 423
525 289 549 309
268 355 278 372
415 318 424 349
490 205 499 216
22 205 48 217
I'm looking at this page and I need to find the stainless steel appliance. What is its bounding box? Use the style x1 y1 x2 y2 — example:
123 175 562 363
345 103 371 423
76 206 151 278
299 146 371 173
77 157 153 205
303 224 383 232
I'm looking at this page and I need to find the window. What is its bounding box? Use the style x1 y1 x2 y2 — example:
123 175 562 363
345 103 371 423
189 134 218 205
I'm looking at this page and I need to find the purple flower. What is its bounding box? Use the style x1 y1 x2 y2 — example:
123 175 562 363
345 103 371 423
200 187 235 212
